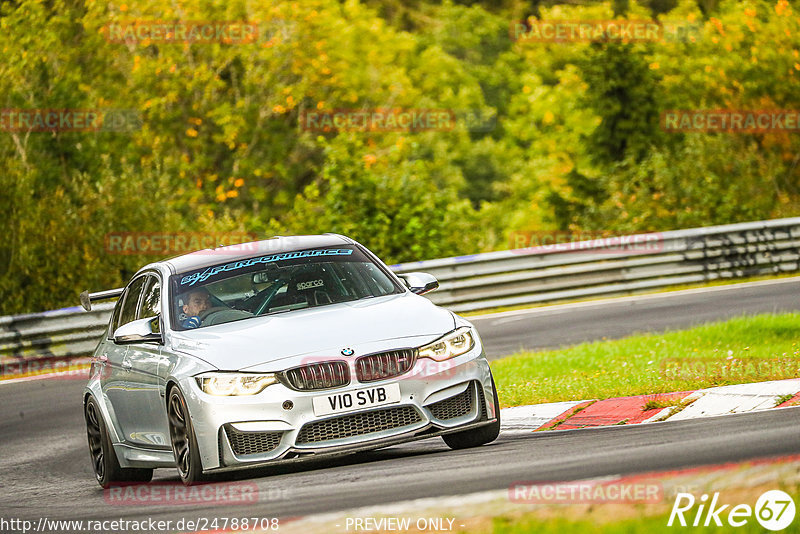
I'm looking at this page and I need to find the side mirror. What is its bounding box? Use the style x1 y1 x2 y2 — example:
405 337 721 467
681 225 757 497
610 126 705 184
114 316 163 345
398 272 439 295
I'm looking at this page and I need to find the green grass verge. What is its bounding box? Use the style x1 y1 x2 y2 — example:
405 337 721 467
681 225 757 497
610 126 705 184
479 502 800 534
491 313 800 407
459 484 800 533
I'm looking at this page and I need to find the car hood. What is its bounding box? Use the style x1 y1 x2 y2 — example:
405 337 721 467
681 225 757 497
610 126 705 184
168 293 455 371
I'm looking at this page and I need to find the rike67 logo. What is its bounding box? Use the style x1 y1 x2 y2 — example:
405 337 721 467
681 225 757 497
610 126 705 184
668 490 796 531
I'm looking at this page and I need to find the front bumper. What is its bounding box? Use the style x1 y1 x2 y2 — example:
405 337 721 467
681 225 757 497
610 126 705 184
179 347 497 472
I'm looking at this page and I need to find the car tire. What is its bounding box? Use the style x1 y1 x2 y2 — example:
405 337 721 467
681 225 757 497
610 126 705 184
84 395 153 488
442 375 501 450
167 386 207 485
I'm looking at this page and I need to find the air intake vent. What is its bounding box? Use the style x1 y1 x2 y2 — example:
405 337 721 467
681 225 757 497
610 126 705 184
225 427 283 456
428 383 474 421
296 406 422 444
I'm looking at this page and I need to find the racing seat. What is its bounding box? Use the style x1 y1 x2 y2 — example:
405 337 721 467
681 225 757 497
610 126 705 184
284 268 335 307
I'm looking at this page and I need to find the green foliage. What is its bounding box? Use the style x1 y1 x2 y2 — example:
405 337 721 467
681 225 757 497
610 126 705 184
594 134 781 231
277 135 480 262
578 43 664 165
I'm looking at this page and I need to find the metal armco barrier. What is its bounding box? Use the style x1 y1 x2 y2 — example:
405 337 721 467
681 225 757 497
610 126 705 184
0 303 115 366
2 217 800 366
392 217 800 313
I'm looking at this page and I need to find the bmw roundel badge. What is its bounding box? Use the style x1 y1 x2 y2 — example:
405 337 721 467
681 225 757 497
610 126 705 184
341 348 354 356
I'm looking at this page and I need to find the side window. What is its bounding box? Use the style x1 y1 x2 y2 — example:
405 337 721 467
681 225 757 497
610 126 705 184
118 276 147 328
138 275 161 333
139 276 161 319
108 293 126 338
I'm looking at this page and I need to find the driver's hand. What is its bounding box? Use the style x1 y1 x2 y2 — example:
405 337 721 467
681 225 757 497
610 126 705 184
181 316 201 329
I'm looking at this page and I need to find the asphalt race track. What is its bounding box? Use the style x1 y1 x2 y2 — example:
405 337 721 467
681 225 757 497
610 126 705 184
1 278 799 527
474 277 800 358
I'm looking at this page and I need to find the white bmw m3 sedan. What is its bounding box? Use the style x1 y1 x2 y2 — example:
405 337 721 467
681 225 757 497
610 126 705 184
82 234 500 487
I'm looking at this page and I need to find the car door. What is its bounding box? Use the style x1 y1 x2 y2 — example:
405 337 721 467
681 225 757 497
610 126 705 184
103 275 147 445
102 273 170 449
125 273 170 449
121 273 172 448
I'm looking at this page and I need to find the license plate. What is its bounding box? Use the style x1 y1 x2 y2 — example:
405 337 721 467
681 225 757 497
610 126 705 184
312 383 401 417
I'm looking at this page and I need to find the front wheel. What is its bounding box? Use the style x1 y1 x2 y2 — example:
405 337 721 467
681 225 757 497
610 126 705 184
442 376 501 450
167 386 207 485
84 395 153 488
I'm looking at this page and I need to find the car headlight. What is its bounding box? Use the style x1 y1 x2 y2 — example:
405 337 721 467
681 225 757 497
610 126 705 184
418 327 475 361
195 373 278 396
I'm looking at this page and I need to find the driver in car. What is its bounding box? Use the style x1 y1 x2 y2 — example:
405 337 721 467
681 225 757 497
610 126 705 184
179 288 211 329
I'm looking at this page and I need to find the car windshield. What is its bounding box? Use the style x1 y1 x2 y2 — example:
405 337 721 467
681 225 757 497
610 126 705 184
169 245 403 331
